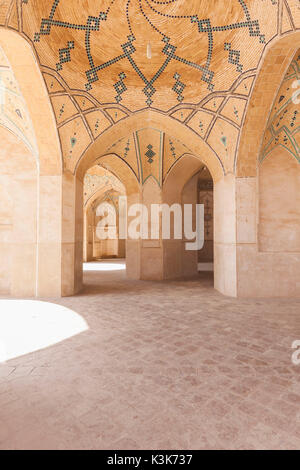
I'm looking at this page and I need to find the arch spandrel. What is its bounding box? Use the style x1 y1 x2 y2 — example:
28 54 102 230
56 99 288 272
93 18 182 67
0 28 62 176
237 31 300 178
76 111 224 184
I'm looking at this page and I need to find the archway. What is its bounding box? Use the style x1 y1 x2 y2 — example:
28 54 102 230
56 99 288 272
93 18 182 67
235 33 300 297
75 152 140 287
72 113 234 291
162 154 214 281
0 30 65 297
83 165 126 263
75 110 224 182
237 31 300 178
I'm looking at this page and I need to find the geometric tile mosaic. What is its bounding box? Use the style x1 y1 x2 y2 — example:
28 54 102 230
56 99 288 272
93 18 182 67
74 95 95 112
220 97 247 127
170 108 194 123
105 108 129 124
59 116 91 172
0 45 38 158
85 110 111 139
233 76 255 97
18 0 280 111
186 111 215 139
0 2 299 177
207 118 240 174
136 128 163 186
203 97 225 113
43 73 65 93
261 50 300 164
50 95 78 125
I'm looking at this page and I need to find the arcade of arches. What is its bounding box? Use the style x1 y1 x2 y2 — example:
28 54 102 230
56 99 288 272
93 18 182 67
1 16 300 297
0 1 300 450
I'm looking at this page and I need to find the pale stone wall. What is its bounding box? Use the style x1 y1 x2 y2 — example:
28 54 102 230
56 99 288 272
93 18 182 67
0 127 37 296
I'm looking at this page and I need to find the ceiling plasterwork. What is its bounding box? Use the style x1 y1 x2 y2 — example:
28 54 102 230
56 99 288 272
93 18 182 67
0 1 299 178
0 44 38 158
261 50 300 164
22 0 279 112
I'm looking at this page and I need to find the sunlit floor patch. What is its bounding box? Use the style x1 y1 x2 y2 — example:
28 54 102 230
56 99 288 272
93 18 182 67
83 260 126 272
0 300 88 363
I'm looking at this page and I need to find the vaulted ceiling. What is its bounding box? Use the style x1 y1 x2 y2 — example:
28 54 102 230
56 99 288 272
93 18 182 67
262 49 300 164
0 0 299 179
19 0 290 111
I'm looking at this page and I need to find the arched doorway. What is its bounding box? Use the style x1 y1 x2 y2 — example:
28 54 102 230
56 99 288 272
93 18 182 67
76 151 140 286
0 30 63 297
83 165 126 262
73 111 229 290
162 154 215 281
235 34 300 297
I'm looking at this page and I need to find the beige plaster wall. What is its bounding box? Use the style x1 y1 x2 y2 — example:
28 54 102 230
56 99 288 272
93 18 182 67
235 164 300 298
0 126 37 296
259 147 300 253
214 174 237 298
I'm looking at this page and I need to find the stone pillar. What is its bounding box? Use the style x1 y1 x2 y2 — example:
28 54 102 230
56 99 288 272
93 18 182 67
235 176 258 297
140 178 164 281
37 175 63 297
126 192 142 279
126 179 165 281
83 206 94 262
126 175 200 281
181 173 199 278
60 172 83 297
38 171 83 298
214 174 237 297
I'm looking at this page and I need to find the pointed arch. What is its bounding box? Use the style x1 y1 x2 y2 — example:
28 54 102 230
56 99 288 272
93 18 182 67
0 29 65 297
237 31 300 177
76 110 224 183
0 28 62 175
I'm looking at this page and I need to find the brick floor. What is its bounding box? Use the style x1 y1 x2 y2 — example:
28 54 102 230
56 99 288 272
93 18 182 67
0 261 300 450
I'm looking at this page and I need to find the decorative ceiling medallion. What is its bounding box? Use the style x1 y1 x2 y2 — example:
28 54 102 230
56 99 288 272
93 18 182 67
32 0 266 109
